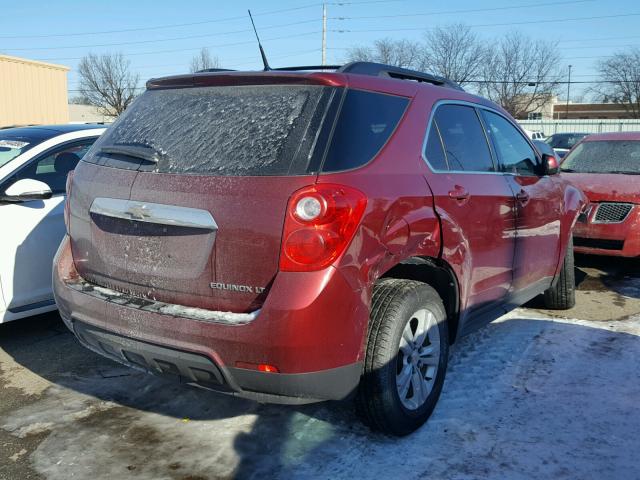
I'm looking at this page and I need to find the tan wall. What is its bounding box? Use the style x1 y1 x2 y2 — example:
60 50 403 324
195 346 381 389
0 55 70 128
68 104 113 124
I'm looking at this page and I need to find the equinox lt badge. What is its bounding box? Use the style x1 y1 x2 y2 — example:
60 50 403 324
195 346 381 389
210 283 265 294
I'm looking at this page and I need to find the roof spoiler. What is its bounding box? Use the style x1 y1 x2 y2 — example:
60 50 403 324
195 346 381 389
150 61 463 91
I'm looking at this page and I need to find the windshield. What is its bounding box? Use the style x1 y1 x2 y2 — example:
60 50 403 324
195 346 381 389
0 137 36 168
561 140 640 174
545 134 587 150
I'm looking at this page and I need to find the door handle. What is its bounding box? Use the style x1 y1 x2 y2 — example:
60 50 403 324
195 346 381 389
516 190 530 205
448 186 470 203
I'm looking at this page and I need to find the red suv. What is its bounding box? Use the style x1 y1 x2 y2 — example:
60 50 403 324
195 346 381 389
53 63 584 435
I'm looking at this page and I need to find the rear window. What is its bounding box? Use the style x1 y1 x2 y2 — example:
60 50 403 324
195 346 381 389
83 84 408 176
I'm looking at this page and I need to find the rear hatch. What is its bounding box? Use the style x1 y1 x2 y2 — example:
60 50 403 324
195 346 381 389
70 81 339 312
69 76 410 312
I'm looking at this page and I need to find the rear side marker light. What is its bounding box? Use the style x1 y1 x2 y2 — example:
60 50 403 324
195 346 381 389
235 361 279 373
280 184 367 272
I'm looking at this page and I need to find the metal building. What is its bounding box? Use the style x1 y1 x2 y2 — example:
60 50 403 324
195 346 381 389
0 54 70 128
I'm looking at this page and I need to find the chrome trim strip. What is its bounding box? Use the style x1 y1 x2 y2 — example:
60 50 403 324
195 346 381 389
65 277 259 326
90 197 217 232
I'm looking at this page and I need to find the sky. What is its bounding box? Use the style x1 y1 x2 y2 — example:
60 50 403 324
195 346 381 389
1 0 639 100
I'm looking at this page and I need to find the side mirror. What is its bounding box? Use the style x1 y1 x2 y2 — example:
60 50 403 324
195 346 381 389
2 179 52 202
542 153 559 175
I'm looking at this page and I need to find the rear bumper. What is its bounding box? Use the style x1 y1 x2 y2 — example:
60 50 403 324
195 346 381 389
71 320 361 404
53 236 367 403
573 205 640 258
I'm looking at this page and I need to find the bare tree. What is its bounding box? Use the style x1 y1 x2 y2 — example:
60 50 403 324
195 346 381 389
347 38 422 69
591 48 640 118
420 24 488 86
68 95 91 105
189 47 221 73
78 53 139 117
479 33 562 118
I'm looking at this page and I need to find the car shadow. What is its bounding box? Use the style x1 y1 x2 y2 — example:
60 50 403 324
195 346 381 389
574 253 640 299
526 253 640 309
1 313 639 478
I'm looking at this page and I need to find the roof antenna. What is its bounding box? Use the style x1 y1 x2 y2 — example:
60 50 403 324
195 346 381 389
248 10 271 71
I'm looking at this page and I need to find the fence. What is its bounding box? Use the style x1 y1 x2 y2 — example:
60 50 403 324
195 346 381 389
518 119 640 136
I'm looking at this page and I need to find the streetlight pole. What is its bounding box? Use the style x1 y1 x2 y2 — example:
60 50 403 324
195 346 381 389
565 64 572 120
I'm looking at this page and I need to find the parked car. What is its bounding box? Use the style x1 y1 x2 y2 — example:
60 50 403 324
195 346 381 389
560 132 640 257
0 124 106 322
523 128 545 140
532 139 557 158
53 62 584 435
545 132 589 159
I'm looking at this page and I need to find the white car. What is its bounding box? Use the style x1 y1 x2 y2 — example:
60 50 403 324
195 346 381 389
523 129 546 140
0 124 106 322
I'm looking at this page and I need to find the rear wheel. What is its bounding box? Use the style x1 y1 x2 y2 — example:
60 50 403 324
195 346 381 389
543 237 576 310
357 279 449 436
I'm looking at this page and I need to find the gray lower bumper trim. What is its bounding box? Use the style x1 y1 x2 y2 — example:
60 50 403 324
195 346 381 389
65 277 259 325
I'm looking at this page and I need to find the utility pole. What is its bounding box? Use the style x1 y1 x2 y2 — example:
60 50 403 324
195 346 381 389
565 64 572 120
322 3 327 66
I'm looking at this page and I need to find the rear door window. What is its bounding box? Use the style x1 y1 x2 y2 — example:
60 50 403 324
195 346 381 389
434 104 495 172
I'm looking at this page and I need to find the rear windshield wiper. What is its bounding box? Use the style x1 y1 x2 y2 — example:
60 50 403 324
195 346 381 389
560 168 576 172
99 144 161 163
608 170 640 175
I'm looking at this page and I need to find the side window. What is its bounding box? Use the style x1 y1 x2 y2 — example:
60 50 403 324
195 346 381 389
481 110 539 176
10 140 95 194
435 104 494 172
424 122 448 170
322 90 409 172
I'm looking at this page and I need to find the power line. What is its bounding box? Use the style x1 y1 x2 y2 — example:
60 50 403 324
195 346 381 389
3 19 319 52
333 12 640 32
36 31 323 62
66 49 321 86
0 3 321 39
331 0 594 20
66 79 630 93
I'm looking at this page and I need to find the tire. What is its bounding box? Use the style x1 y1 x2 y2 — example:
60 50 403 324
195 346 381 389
356 278 449 436
543 236 576 310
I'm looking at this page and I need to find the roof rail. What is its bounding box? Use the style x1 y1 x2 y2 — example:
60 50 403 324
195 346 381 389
192 62 462 90
195 68 237 73
273 65 342 71
338 62 463 91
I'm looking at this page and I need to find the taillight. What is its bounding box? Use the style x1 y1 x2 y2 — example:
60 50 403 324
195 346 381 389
64 170 74 234
280 184 367 272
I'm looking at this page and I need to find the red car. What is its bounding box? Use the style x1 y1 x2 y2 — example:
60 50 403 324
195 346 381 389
561 132 640 258
53 62 584 435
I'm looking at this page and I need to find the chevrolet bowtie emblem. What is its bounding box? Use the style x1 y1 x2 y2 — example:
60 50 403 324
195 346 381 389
126 204 151 220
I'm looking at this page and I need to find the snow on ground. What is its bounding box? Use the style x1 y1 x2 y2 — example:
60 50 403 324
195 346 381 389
1 258 639 479
1 312 639 480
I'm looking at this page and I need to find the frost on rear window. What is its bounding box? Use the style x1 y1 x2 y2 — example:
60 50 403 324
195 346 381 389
92 85 333 176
